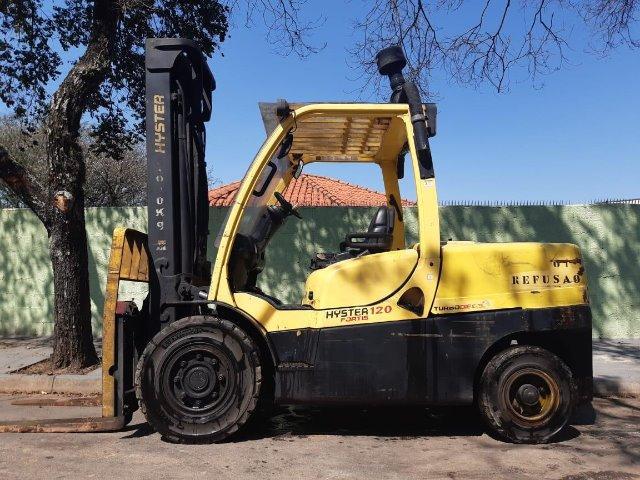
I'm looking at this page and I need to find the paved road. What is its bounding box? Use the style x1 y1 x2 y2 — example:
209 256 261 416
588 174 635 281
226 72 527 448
0 396 638 480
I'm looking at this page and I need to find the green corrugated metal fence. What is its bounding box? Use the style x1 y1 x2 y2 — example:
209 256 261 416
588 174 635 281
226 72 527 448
1 204 638 338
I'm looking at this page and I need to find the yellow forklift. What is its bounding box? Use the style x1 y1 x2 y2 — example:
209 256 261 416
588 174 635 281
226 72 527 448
3 39 593 444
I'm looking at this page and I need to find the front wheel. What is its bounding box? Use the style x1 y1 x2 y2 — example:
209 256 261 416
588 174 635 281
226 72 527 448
478 345 576 444
135 316 261 443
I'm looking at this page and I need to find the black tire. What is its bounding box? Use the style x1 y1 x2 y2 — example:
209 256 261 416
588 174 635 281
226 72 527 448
135 316 261 443
478 345 576 444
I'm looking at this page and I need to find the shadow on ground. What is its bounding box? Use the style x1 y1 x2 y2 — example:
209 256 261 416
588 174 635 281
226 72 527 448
123 404 586 444
594 340 640 361
239 406 487 442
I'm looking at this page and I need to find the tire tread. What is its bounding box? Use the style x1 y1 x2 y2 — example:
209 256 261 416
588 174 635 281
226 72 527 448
134 315 261 443
478 345 575 444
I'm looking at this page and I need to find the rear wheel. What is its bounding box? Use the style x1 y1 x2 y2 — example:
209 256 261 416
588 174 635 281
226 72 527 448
135 316 261 443
478 345 575 444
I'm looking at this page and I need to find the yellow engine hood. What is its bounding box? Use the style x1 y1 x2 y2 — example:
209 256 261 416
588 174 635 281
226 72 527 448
432 241 588 315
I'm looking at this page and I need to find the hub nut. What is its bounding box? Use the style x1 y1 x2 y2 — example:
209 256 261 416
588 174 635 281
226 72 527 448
517 384 540 406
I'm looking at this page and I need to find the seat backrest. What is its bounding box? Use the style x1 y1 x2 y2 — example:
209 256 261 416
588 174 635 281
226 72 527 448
366 206 395 250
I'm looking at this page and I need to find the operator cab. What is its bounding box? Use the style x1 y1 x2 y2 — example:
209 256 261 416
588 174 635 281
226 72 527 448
223 100 436 309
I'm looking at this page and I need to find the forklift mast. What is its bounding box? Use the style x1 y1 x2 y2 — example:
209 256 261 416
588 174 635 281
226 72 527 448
145 38 215 330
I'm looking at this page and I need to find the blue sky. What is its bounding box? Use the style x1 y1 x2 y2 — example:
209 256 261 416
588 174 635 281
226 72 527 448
206 2 639 203
3 2 638 203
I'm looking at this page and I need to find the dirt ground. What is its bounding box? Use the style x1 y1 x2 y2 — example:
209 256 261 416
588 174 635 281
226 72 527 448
0 395 638 480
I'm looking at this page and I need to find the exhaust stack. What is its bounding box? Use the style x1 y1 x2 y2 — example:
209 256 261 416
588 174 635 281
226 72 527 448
376 46 435 179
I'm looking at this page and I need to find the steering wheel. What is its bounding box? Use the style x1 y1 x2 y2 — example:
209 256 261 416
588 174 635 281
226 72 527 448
274 191 302 219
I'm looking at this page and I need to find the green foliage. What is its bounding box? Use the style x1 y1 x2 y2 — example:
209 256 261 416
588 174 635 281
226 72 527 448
0 1 60 119
0 0 229 159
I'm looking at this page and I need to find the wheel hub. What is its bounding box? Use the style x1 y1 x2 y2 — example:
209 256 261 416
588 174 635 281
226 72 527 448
501 368 560 426
185 366 214 392
517 383 540 406
163 345 232 414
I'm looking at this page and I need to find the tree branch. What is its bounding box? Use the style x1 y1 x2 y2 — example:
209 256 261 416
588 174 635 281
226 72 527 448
0 144 50 225
350 0 576 96
585 0 639 49
238 0 326 57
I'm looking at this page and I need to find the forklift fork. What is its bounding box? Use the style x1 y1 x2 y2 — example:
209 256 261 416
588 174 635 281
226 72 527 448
0 228 149 433
101 227 150 421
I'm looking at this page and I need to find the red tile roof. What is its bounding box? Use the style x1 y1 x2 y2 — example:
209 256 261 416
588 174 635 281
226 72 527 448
208 174 415 207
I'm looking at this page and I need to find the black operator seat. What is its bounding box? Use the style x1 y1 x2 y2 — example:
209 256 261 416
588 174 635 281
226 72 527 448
357 206 396 253
311 206 396 270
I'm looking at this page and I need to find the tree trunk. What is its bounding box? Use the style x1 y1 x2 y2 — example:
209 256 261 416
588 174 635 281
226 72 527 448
43 0 120 369
2 0 120 370
46 104 100 369
46 113 100 369
49 191 98 369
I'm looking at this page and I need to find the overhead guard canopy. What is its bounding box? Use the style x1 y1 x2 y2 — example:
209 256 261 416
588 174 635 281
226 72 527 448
259 102 436 163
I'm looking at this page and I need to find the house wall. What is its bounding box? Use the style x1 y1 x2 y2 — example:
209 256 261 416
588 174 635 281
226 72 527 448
1 204 638 338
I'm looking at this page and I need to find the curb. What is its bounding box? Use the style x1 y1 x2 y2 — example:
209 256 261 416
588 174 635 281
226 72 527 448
593 377 640 398
0 373 101 395
52 375 102 395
